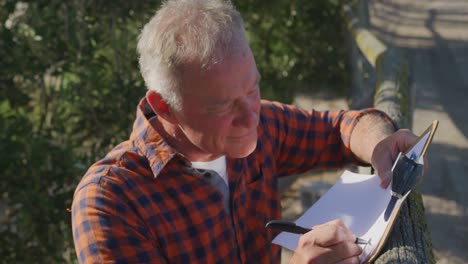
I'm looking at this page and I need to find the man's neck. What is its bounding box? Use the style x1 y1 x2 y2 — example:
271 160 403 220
156 115 221 162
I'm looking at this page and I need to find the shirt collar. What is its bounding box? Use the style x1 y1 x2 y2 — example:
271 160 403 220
130 97 189 178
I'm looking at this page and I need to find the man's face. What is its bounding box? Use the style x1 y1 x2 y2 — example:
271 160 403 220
173 47 261 159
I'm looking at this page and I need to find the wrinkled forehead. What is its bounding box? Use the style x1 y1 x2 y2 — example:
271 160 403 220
177 45 258 100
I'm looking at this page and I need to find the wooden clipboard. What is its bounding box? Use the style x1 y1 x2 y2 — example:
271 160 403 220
366 120 439 263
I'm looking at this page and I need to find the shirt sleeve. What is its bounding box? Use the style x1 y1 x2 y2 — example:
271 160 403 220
71 176 166 264
259 101 395 177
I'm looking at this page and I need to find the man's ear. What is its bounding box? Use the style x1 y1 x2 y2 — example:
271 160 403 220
146 90 178 124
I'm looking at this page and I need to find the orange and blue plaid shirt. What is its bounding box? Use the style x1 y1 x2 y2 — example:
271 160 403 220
72 98 392 263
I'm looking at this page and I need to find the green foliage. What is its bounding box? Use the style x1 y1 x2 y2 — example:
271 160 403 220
238 0 350 101
0 1 158 262
0 0 350 262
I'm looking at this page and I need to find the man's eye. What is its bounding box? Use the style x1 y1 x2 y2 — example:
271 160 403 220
221 102 234 111
208 102 232 114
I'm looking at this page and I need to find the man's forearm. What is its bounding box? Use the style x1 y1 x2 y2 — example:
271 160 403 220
349 113 396 165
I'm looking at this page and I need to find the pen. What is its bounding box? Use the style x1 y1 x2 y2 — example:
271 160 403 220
265 220 369 245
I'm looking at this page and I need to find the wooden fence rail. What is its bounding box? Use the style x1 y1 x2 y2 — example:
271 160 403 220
344 4 435 263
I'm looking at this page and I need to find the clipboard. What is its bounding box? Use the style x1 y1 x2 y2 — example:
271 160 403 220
367 120 439 263
405 120 439 162
271 120 440 264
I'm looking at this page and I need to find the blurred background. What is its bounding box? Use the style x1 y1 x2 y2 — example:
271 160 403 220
2 0 468 263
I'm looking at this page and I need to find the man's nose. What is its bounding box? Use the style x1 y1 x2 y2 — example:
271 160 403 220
232 97 259 128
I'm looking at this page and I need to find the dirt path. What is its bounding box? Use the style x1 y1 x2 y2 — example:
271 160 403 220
369 1 468 263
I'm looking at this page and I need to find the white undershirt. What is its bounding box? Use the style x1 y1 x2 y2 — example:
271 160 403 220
190 156 228 187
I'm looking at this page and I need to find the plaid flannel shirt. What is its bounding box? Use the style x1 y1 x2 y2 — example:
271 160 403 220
72 98 390 263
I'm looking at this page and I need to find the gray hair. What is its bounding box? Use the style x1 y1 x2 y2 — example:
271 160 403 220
137 0 247 111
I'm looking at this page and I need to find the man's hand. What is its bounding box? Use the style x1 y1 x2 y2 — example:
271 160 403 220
349 113 428 189
371 129 427 188
290 220 362 264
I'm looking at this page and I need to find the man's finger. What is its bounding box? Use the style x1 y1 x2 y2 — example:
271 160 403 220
299 241 362 264
372 148 394 188
329 242 362 263
335 256 361 264
372 129 421 189
304 221 355 247
379 170 392 188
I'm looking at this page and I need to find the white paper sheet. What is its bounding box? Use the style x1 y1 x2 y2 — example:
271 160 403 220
406 130 430 161
272 170 392 263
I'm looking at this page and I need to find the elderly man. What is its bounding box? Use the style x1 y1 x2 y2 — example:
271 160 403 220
71 0 419 263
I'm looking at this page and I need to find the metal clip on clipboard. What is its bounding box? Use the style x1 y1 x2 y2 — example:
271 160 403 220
383 120 438 221
384 152 424 220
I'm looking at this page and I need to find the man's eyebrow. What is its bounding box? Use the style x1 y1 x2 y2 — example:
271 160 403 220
207 73 261 108
206 98 232 108
209 100 231 107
